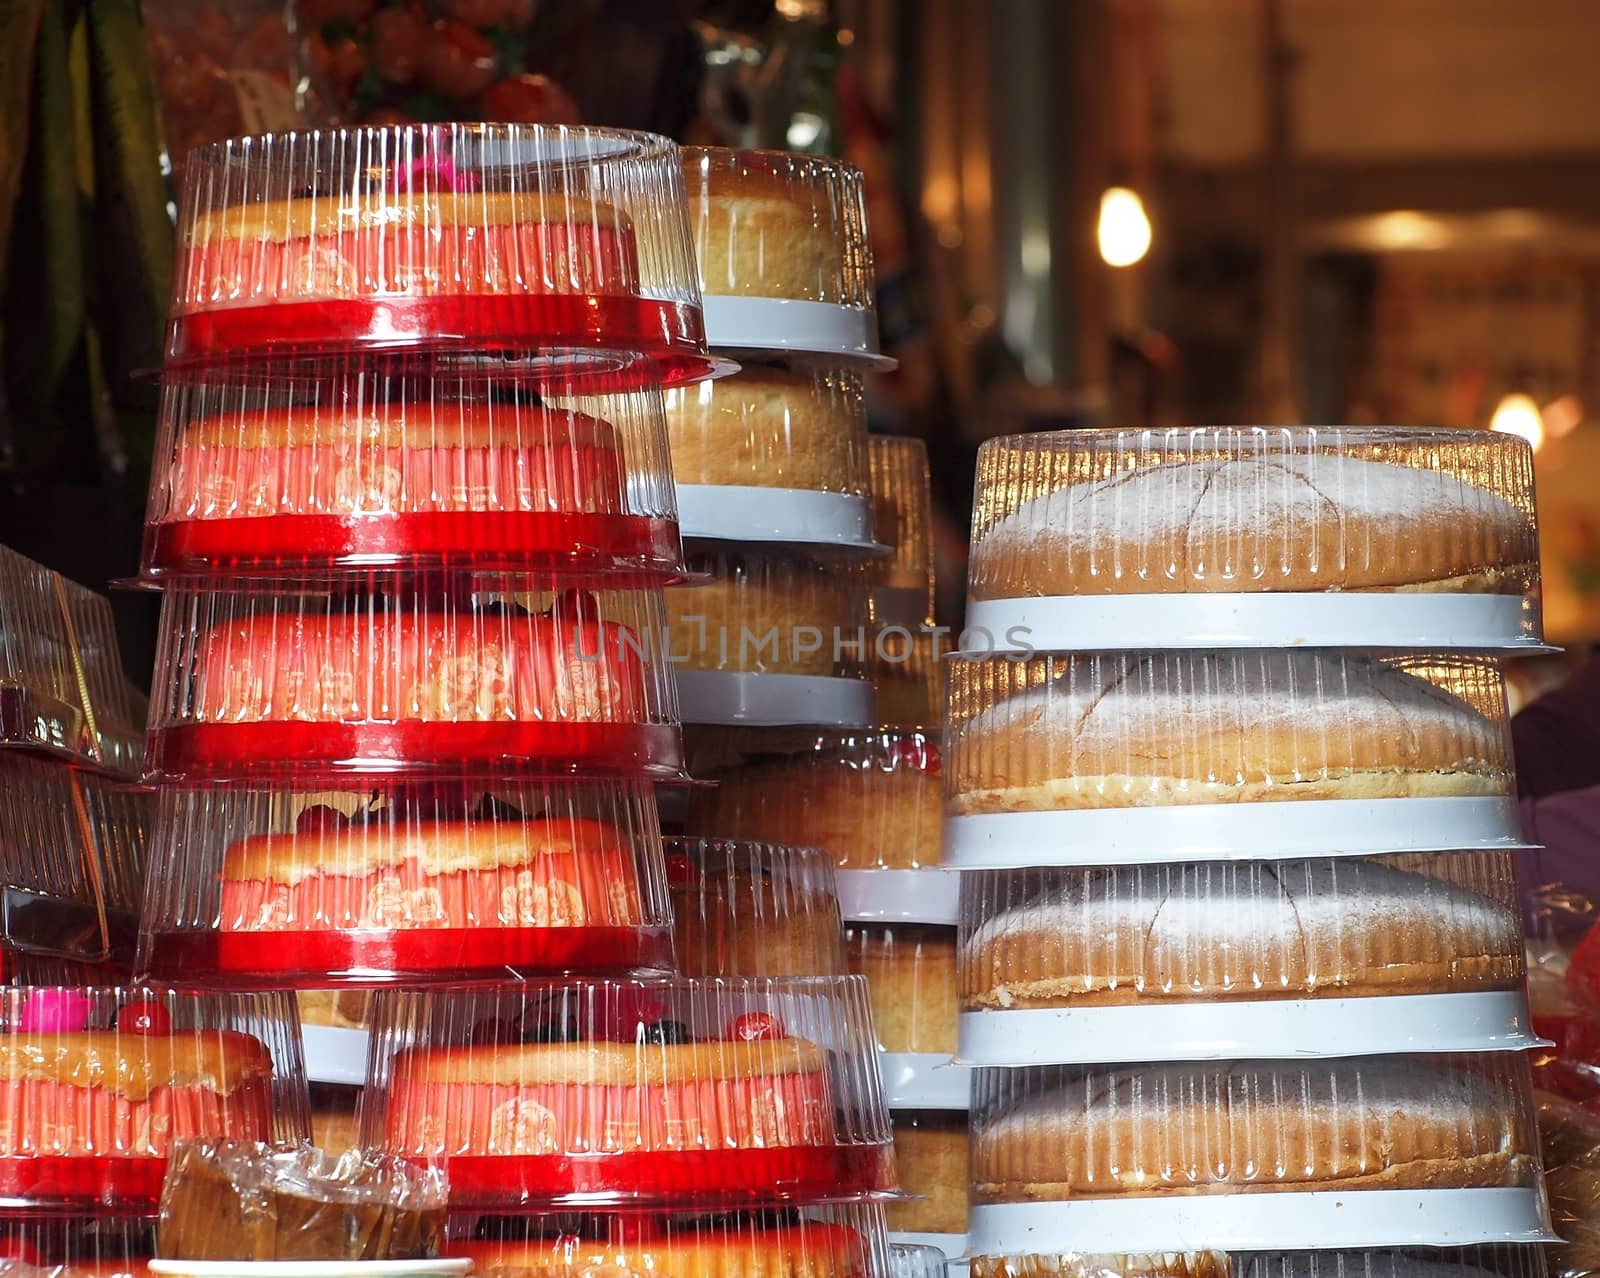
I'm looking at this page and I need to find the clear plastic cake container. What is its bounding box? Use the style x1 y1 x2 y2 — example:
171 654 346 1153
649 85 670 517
667 837 845 978
143 353 684 580
963 427 1543 652
944 650 1523 867
892 1242 953 1278
667 361 875 547
0 547 143 778
687 725 944 871
0 985 307 1215
870 627 943 732
0 756 148 968
0 1217 154 1276
359 976 897 1209
137 779 674 988
683 147 885 364
957 852 1537 1064
845 924 964 1109
968 1055 1553 1253
143 574 684 781
870 436 937 629
888 1110 971 1240
444 1204 894 1275
669 547 875 727
968 1249 1549 1278
167 125 714 383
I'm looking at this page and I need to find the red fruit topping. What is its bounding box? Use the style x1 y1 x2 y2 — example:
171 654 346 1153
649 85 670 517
729 1012 782 1041
296 804 348 836
118 999 173 1035
888 736 942 773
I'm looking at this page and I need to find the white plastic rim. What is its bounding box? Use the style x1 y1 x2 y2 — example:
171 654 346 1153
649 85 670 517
676 484 878 548
890 1235 969 1262
675 670 877 727
302 1023 370 1087
149 1266 468 1278
955 991 1546 1066
881 1052 971 1109
703 296 895 367
964 1188 1557 1255
838 868 961 925
960 593 1549 655
943 797 1532 868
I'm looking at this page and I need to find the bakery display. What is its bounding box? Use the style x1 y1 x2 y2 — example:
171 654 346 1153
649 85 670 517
668 839 845 978
967 429 1539 601
886 1109 968 1235
687 728 943 869
846 924 958 1056
664 364 869 495
959 855 1524 1011
970 1254 1227 1278
946 651 1511 815
971 1057 1538 1202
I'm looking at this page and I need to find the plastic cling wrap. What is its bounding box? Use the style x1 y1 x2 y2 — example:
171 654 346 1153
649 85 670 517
139 779 673 986
360 976 896 1209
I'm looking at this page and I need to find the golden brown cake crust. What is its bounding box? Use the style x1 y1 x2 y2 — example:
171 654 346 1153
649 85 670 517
390 1037 825 1086
454 1222 864 1278
971 1059 1533 1201
886 1114 969 1233
667 562 855 677
672 876 845 978
0 1031 274 1100
185 402 615 452
970 1254 1231 1278
190 192 630 245
849 926 958 1054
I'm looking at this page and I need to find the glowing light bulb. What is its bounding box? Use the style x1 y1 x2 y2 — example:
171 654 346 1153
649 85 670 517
1490 393 1545 453
1098 186 1152 268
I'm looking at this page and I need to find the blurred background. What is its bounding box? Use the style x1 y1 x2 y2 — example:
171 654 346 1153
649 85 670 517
3 0 1599 700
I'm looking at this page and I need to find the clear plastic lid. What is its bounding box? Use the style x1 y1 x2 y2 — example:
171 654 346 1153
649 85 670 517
167 125 714 381
666 362 875 547
144 575 684 781
666 837 846 978
0 756 148 968
945 651 1517 866
871 628 943 732
0 986 308 1215
444 1204 894 1276
893 1242 953 1278
686 726 943 869
846 925 957 1058
138 779 674 987
968 1250 1547 1278
887 1110 970 1238
360 976 897 1209
1535 1089 1600 1278
965 427 1542 652
0 1218 154 1278
683 148 879 360
957 853 1532 1063
142 355 684 580
870 436 936 628
0 547 143 777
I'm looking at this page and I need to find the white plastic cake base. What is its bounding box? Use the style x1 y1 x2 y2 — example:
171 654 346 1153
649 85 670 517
956 990 1545 1066
703 296 895 367
880 1051 971 1110
943 796 1532 868
676 484 878 549
837 868 961 925
965 1188 1557 1254
302 1023 368 1087
675 670 876 727
961 592 1548 654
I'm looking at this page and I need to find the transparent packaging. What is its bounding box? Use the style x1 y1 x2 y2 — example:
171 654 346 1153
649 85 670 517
871 628 942 732
167 125 712 380
0 986 307 1215
886 1110 969 1237
143 355 683 579
0 756 148 967
1535 1089 1600 1278
310 1082 360 1158
846 925 957 1057
869 436 936 628
969 1250 1548 1278
667 838 845 978
0 547 143 777
0 1217 154 1278
444 1204 894 1276
360 976 896 1209
945 651 1517 865
965 427 1542 651
891 1242 951 1278
956 853 1532 1063
687 727 943 869
144 575 683 780
298 991 370 1032
138 779 674 987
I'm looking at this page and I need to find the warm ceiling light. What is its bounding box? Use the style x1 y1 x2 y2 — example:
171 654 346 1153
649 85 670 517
1098 186 1152 268
1490 392 1545 453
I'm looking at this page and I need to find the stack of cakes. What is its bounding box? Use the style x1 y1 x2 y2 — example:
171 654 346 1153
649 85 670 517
130 122 904 1275
945 428 1557 1278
